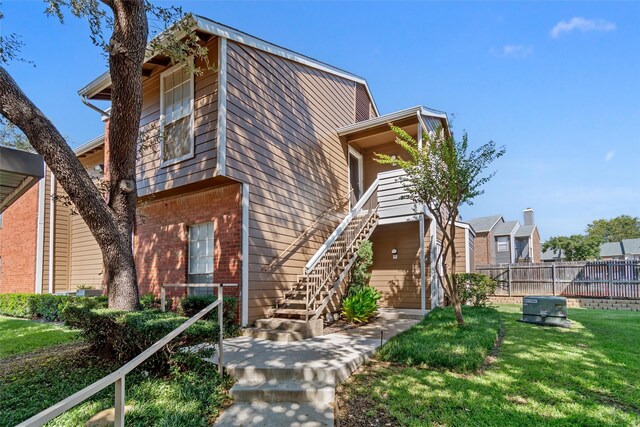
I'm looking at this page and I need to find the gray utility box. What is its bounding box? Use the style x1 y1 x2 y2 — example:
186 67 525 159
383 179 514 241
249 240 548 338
521 296 571 327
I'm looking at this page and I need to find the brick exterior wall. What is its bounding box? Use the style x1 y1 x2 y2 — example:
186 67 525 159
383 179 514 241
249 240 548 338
134 183 242 318
0 184 39 293
532 228 541 263
474 231 492 267
488 296 640 311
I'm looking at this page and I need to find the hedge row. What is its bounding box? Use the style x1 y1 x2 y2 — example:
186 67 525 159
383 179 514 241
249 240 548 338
63 296 238 369
0 293 108 321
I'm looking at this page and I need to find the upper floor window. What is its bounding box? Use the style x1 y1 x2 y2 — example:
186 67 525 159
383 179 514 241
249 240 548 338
160 64 194 166
497 237 509 252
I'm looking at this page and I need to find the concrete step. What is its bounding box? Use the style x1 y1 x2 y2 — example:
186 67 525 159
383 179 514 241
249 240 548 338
226 365 337 385
230 380 335 404
271 308 317 317
249 318 324 341
214 401 333 426
241 328 304 342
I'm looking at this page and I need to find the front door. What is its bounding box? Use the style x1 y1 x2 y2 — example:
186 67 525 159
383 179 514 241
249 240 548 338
348 147 363 205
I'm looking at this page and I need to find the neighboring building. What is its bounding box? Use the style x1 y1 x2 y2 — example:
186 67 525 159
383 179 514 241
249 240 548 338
468 208 541 266
0 147 44 294
599 238 640 260
540 248 565 262
541 238 640 262
0 16 478 327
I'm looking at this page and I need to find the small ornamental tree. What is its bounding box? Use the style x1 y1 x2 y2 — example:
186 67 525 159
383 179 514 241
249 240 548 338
376 125 505 326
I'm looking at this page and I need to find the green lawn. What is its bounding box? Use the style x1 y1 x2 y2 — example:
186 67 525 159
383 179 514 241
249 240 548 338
0 346 233 427
0 317 233 427
338 305 640 426
0 315 80 358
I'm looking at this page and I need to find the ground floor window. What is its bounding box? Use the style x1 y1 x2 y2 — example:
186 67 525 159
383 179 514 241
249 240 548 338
188 222 214 296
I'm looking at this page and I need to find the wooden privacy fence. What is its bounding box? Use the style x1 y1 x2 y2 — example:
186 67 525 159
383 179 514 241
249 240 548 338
476 260 640 299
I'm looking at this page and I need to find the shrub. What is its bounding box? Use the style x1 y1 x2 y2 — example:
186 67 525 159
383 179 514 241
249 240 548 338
62 306 221 369
0 294 32 318
342 286 381 323
456 273 497 307
0 293 107 321
350 240 373 290
178 295 238 331
140 293 173 311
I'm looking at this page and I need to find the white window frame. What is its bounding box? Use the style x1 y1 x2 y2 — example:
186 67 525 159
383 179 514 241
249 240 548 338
347 145 364 206
188 222 214 284
497 237 509 252
159 63 195 167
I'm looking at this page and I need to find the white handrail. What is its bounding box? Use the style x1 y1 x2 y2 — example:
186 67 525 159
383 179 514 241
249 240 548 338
304 178 379 273
17 283 236 427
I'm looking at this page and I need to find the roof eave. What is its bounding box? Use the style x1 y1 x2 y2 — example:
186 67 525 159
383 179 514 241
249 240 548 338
79 14 378 109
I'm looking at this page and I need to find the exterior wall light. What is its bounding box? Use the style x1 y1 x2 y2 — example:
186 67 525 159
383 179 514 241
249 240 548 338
392 248 398 260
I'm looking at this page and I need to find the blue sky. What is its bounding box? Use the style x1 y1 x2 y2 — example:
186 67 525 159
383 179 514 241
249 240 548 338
3 1 639 240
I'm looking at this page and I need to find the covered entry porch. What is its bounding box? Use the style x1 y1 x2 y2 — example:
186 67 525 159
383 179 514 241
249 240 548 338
337 106 449 313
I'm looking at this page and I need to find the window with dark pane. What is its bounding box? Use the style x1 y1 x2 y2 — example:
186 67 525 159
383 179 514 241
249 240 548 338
188 222 214 296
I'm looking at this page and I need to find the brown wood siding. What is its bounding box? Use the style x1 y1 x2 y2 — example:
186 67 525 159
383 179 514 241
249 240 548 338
224 40 359 321
363 142 409 189
355 83 370 122
52 186 71 293
368 221 429 309
446 227 468 274
136 37 219 197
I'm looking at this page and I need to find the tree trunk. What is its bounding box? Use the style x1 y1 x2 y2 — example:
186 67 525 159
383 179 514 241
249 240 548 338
452 295 465 326
0 0 148 311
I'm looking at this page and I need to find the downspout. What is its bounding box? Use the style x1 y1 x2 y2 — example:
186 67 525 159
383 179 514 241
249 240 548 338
419 215 426 315
34 177 46 293
48 172 55 294
241 183 250 326
465 228 470 273
80 95 110 119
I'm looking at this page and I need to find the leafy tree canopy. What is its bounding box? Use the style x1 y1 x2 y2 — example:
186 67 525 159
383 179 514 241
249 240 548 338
542 235 602 261
375 125 505 326
0 116 33 152
586 215 640 243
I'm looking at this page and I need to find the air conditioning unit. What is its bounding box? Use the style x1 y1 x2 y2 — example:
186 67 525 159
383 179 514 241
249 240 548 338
521 296 571 327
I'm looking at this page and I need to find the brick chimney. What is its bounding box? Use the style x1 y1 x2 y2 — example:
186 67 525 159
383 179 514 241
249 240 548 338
523 208 534 226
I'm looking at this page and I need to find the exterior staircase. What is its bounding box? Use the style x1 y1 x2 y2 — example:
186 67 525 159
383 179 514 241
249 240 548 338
245 179 380 341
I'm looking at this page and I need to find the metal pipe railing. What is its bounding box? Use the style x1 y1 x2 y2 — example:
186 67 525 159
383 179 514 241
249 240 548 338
18 283 237 427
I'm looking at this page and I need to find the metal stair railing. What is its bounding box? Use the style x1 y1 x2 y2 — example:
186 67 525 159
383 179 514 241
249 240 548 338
302 179 380 321
17 283 237 427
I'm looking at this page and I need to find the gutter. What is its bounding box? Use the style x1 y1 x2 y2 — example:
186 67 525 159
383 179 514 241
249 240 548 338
81 95 110 119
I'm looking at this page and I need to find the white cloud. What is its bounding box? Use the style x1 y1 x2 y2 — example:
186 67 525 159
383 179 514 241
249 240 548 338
491 45 533 58
605 150 616 161
550 17 616 38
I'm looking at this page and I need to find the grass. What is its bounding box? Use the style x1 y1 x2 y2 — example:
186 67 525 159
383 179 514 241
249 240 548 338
0 345 233 426
0 315 80 358
338 305 640 426
377 306 501 372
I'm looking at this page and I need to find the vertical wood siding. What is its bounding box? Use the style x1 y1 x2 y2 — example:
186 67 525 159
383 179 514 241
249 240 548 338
368 221 430 309
225 40 362 320
355 83 371 122
136 38 219 197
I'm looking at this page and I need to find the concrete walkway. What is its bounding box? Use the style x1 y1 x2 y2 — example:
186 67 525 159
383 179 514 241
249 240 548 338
212 315 421 426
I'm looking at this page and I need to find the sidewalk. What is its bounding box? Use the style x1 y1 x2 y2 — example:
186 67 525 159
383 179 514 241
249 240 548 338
212 315 421 426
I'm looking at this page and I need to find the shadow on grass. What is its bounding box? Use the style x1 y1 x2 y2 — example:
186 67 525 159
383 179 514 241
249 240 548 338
0 346 233 427
338 305 640 426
